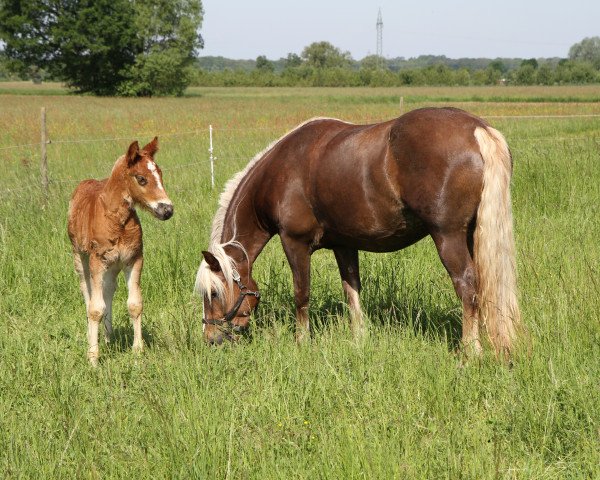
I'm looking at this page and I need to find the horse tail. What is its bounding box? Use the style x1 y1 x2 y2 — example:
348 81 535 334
473 126 521 356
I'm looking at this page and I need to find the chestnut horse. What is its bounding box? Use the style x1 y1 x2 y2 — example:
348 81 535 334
196 108 521 356
68 138 173 365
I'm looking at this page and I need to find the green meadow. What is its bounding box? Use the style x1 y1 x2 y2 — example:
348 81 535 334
0 85 599 478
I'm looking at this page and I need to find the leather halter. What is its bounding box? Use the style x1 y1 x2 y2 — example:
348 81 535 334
202 269 260 330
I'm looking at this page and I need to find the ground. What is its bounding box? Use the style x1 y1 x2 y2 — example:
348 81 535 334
0 84 599 478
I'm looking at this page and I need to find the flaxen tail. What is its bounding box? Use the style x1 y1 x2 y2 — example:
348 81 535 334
473 126 521 356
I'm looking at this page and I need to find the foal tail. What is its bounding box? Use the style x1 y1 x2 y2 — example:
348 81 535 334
473 126 521 356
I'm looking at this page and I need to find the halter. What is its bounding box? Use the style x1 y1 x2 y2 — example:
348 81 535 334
202 268 260 330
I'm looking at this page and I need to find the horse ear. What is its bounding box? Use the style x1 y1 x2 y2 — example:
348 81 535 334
202 250 221 272
142 136 159 157
126 140 141 167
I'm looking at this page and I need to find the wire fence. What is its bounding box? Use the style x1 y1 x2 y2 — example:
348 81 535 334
2 109 600 197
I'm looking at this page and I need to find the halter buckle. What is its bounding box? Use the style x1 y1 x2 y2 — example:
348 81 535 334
231 269 241 282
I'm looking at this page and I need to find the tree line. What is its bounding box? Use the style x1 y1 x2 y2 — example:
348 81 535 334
192 40 600 88
1 0 599 95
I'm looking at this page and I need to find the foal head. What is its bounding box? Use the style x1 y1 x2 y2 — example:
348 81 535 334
121 137 173 220
196 246 260 345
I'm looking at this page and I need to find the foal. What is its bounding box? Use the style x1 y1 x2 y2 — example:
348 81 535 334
68 138 173 365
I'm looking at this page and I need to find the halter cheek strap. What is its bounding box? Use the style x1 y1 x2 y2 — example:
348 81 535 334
202 269 260 329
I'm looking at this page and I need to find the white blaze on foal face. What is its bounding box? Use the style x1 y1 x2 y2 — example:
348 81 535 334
144 160 173 215
147 160 165 193
129 153 173 221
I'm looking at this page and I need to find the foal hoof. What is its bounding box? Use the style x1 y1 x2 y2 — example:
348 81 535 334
465 340 483 358
351 322 368 341
295 329 310 344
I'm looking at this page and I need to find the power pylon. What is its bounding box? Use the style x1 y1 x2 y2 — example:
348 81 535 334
376 8 383 67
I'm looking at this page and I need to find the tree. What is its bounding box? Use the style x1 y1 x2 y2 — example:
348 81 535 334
0 0 139 93
512 64 536 85
255 55 274 72
301 41 352 69
488 59 507 74
283 52 302 69
569 37 600 68
360 54 386 71
0 0 204 96
119 0 204 96
520 58 539 69
535 63 554 85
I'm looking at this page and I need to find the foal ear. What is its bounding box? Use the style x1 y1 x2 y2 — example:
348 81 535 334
126 140 141 167
142 136 159 157
202 251 222 272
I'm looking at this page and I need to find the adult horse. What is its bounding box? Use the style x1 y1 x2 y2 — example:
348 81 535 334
196 108 521 356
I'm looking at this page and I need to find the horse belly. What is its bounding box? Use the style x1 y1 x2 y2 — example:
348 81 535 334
318 200 428 252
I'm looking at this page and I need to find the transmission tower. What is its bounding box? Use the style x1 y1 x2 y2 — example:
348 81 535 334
376 8 383 67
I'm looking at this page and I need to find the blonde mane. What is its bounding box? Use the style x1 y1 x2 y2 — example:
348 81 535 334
195 117 351 302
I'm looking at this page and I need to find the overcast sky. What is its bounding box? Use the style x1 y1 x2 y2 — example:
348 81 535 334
199 0 599 60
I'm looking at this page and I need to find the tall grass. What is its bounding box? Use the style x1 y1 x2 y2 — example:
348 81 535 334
0 86 599 478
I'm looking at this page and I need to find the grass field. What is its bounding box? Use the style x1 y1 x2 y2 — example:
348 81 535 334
0 84 599 478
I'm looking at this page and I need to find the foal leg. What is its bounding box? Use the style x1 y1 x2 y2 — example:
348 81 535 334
280 235 312 343
102 266 118 344
73 252 91 309
124 256 144 353
431 231 482 357
333 247 366 338
87 256 107 366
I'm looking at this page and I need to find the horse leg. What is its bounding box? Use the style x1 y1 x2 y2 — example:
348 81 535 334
102 266 118 345
333 247 366 338
431 230 482 357
87 256 107 366
124 256 144 353
280 234 311 343
73 252 91 309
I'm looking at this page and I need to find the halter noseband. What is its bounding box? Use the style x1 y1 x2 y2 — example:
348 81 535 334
202 269 260 330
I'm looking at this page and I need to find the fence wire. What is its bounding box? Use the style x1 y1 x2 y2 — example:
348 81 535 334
2 113 599 196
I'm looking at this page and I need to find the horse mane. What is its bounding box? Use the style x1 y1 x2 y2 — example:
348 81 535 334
111 154 126 174
195 116 351 302
208 116 350 249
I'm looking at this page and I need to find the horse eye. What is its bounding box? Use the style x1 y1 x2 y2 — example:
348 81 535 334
135 175 147 186
210 292 218 299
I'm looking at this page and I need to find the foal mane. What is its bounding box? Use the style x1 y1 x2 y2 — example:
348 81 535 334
196 117 349 301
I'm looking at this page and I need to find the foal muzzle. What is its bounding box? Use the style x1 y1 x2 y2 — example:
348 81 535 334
154 202 174 220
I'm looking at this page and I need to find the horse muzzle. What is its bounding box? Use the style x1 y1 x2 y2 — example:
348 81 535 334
153 202 174 220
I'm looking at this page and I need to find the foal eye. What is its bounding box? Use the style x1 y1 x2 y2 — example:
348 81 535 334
135 175 147 186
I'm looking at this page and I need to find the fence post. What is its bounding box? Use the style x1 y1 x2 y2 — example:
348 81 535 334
40 107 49 205
399 96 404 115
209 124 215 189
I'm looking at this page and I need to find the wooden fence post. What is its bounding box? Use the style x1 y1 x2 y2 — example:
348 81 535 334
209 124 215 189
40 107 49 205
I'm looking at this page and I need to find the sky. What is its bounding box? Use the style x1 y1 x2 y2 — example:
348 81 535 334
199 0 600 61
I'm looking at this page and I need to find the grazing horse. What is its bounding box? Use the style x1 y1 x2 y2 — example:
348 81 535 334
195 108 521 357
68 138 173 365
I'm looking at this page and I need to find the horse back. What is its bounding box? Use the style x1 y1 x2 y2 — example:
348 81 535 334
254 109 488 250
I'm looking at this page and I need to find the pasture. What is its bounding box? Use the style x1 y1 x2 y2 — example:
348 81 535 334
0 85 599 478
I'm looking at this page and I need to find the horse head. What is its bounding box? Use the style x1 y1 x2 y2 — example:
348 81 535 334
124 137 173 220
197 246 260 345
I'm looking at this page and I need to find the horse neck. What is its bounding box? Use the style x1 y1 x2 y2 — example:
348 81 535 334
220 179 271 271
101 161 135 225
